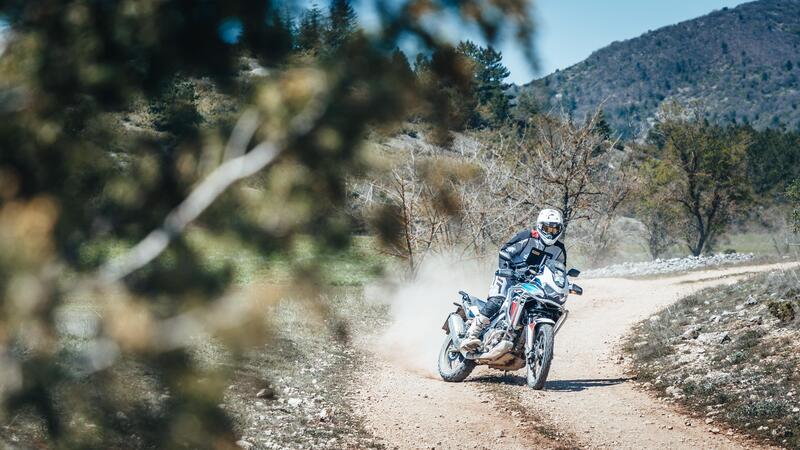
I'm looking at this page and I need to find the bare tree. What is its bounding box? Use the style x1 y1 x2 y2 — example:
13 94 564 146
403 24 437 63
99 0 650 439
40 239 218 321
359 146 477 272
578 154 637 265
456 131 537 255
352 107 637 268
503 110 622 229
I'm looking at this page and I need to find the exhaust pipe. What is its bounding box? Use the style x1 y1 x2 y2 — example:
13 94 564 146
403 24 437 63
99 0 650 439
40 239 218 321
447 313 466 348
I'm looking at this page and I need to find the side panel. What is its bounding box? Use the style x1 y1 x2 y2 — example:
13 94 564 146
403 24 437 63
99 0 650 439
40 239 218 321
508 299 525 329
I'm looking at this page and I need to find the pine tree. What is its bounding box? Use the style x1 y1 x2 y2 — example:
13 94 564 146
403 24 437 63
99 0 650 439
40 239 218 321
326 0 357 50
593 109 613 140
414 53 432 75
416 47 478 144
297 4 325 52
456 41 512 127
513 89 541 122
390 48 413 79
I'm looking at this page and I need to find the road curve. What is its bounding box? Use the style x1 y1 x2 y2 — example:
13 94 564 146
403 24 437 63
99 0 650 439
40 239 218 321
356 262 796 450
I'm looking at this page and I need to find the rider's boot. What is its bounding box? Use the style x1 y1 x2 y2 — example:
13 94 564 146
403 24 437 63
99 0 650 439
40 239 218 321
459 314 490 351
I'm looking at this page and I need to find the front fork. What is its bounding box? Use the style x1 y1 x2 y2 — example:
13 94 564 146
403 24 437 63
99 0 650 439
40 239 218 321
524 321 535 355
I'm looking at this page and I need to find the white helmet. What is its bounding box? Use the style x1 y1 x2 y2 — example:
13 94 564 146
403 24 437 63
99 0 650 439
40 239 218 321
536 209 564 245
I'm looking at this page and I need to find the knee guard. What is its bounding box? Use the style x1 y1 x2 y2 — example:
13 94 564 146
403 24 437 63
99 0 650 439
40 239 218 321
479 295 504 318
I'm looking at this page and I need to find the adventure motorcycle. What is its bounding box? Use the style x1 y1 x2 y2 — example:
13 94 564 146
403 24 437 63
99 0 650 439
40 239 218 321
437 257 582 389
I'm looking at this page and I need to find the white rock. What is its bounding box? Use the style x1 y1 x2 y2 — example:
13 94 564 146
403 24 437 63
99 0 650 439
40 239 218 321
681 327 701 340
697 331 730 345
287 398 302 407
256 388 271 398
236 439 254 449
666 386 685 398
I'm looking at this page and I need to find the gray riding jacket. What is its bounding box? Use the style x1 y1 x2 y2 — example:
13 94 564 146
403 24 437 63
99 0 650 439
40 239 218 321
498 228 566 270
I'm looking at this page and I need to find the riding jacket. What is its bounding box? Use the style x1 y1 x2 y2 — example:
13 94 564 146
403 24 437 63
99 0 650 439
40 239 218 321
498 228 567 269
481 228 567 318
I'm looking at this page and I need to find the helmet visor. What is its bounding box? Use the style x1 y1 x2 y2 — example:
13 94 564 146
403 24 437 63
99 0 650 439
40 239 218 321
540 222 563 240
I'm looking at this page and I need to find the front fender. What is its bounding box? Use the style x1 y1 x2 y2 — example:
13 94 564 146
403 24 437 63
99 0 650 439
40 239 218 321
525 318 556 351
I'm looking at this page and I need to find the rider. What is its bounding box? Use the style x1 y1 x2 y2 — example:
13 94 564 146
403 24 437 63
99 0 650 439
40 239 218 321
460 208 567 351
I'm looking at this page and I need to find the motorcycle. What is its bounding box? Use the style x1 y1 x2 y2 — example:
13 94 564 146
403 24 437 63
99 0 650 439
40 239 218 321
437 257 582 389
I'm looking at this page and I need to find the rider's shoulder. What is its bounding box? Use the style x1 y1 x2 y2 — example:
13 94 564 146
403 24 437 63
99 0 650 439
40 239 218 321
509 229 532 242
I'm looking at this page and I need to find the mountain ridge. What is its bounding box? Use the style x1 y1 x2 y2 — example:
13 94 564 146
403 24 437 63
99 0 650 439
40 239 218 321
521 0 800 137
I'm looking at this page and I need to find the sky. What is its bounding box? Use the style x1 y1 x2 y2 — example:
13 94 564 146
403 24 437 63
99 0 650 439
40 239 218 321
0 1 753 84
355 0 753 84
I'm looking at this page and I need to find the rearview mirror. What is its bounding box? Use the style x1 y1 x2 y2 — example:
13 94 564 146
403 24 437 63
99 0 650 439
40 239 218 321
567 268 580 278
569 283 583 295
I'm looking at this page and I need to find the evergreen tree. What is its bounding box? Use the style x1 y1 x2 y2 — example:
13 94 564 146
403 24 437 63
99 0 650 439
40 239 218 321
414 47 478 145
512 89 542 123
270 6 296 54
414 53 432 75
456 41 512 127
593 109 613 140
326 0 358 50
390 48 414 79
297 4 325 52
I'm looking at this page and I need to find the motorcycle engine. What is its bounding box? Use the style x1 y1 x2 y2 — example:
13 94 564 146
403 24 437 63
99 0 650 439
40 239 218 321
483 326 506 347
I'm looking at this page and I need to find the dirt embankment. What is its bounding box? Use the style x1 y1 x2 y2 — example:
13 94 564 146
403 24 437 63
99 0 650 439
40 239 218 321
355 262 797 450
627 266 800 448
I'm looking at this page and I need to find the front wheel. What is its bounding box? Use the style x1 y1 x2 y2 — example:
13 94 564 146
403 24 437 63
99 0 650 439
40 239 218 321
437 335 476 382
526 323 554 390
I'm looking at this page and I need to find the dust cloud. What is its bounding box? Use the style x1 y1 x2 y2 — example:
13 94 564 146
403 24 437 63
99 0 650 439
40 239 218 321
365 255 493 377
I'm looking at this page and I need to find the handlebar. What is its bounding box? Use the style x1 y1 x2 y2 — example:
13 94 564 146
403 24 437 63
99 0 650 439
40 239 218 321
495 267 534 281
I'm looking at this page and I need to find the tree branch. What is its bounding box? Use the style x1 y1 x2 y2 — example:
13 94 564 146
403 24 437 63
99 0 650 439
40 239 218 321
100 92 327 283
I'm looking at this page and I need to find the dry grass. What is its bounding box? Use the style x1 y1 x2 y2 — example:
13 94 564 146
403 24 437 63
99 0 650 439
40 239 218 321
624 268 800 448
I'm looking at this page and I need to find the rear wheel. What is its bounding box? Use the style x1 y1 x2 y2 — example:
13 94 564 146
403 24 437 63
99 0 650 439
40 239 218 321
526 323 554 390
437 335 476 382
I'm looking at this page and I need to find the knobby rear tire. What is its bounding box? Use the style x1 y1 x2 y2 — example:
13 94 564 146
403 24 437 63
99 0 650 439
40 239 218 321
437 335 476 382
527 323 554 390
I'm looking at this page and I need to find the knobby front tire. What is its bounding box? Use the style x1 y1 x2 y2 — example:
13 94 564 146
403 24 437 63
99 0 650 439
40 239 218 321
437 335 476 382
526 323 554 390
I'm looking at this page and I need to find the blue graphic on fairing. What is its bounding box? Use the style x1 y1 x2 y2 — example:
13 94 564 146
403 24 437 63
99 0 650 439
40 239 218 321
520 281 543 295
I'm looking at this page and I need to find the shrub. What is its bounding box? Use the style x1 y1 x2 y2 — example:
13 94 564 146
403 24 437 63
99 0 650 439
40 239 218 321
767 300 796 322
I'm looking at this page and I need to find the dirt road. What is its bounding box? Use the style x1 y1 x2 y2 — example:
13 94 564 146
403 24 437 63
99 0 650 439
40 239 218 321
356 262 796 449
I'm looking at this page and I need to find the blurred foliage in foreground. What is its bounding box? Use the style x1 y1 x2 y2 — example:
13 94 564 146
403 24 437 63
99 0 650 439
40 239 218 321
0 0 534 447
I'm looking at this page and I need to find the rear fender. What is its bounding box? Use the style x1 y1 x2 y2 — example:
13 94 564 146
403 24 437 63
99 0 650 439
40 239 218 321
442 304 466 333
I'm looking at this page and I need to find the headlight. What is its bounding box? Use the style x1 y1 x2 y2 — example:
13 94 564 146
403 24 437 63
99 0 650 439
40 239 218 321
553 271 566 288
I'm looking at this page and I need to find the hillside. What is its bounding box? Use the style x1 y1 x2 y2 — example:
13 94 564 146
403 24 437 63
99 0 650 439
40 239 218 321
625 266 800 447
523 0 800 137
